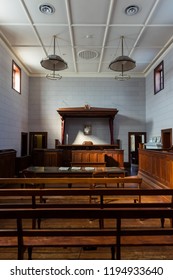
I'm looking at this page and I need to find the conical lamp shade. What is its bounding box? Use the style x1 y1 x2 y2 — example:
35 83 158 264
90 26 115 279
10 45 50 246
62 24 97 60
41 55 68 71
40 36 68 71
109 55 136 71
109 36 136 72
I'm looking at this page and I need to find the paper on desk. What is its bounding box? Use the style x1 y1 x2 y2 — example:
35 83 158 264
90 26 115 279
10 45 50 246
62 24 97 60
59 167 69 171
71 167 81 170
84 167 95 171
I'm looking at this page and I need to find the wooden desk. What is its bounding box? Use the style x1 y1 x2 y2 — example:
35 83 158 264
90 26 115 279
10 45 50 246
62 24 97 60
22 166 125 179
22 166 125 189
71 162 106 167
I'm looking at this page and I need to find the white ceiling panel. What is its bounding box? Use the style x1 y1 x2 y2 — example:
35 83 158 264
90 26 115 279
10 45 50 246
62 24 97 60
106 26 142 48
24 0 68 24
1 0 173 77
36 26 71 47
0 26 39 45
70 0 110 24
137 26 173 47
73 26 105 46
149 0 173 24
0 0 29 24
110 0 157 24
14 46 46 73
100 63 114 73
77 62 99 72
133 63 148 73
102 47 119 63
132 48 162 63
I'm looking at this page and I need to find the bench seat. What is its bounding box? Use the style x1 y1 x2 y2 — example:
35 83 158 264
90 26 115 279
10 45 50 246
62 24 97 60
0 177 173 260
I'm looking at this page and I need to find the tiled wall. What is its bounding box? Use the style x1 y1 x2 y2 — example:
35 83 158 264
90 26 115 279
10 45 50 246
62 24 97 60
29 77 146 161
0 39 29 156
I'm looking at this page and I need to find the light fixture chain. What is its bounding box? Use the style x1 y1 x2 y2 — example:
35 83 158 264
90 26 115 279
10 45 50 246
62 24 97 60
53 35 56 55
121 36 124 56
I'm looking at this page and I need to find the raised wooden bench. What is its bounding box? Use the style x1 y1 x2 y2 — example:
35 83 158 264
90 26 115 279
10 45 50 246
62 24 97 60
1 177 173 260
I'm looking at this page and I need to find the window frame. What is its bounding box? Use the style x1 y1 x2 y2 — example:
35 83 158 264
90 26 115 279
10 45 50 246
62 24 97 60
12 60 21 94
154 61 164 94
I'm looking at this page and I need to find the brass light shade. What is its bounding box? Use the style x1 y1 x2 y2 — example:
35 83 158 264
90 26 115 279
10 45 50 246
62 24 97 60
109 36 136 72
40 35 68 71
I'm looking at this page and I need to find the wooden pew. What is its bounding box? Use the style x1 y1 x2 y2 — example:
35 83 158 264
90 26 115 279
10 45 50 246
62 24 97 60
0 176 142 187
0 205 173 260
0 177 173 260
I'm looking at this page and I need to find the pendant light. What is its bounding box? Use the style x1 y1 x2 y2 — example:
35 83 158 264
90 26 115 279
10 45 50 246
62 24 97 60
109 36 136 72
40 35 68 71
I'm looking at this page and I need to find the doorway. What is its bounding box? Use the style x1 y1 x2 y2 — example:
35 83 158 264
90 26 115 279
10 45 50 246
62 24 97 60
21 132 28 156
29 132 47 155
128 132 146 165
161 128 172 149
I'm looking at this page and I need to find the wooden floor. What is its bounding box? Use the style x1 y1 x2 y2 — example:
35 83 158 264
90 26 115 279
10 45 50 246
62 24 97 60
0 165 173 260
1 244 173 260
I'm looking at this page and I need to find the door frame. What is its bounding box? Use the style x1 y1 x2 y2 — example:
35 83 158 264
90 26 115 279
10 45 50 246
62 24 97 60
128 132 146 165
21 132 28 156
161 128 172 149
29 132 48 155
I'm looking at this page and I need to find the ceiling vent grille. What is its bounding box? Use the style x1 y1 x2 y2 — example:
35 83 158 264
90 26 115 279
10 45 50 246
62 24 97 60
78 50 99 60
125 5 140 16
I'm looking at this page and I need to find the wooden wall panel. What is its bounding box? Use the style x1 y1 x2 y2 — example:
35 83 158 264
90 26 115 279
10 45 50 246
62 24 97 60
105 150 124 167
0 149 16 177
33 148 124 167
138 149 173 189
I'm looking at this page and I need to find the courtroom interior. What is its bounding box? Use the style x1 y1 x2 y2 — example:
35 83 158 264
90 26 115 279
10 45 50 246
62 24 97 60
0 0 173 260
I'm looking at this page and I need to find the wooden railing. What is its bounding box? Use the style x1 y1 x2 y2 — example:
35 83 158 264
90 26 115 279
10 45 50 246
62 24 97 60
138 148 173 189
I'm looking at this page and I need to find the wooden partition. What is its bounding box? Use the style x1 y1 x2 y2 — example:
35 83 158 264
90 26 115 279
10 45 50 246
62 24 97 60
0 149 16 177
15 155 31 176
32 147 124 167
138 148 173 189
71 150 106 166
33 149 63 166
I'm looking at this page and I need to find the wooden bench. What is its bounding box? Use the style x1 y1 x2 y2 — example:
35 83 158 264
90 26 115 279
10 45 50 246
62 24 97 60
0 176 141 188
0 177 173 260
0 204 173 260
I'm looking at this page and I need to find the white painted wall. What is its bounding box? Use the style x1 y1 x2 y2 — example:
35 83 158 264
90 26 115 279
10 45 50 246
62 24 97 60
0 38 147 161
29 77 146 161
1 36 173 162
145 48 173 142
0 39 29 156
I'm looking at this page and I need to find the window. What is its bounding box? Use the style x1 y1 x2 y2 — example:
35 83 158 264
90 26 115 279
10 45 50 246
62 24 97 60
12 60 21 93
154 61 164 94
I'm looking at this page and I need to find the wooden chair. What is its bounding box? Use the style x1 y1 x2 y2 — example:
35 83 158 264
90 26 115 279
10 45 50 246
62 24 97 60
82 141 93 145
22 170 45 203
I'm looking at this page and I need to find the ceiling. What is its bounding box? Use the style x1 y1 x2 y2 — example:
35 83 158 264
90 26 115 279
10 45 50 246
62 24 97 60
1 0 173 78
